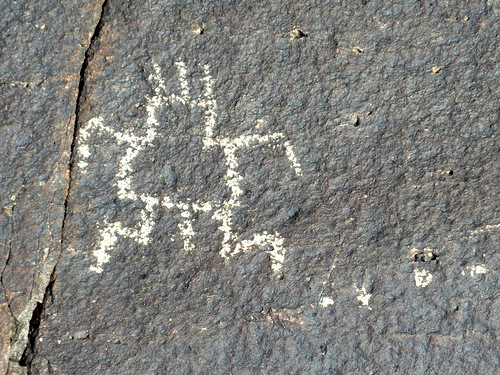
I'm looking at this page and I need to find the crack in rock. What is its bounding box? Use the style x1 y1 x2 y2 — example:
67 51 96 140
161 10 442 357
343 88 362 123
5 1 110 374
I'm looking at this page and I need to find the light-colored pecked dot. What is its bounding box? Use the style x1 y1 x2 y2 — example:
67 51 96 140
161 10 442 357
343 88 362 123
431 66 442 74
354 284 372 310
414 269 433 287
320 296 334 308
290 27 306 39
462 264 488 277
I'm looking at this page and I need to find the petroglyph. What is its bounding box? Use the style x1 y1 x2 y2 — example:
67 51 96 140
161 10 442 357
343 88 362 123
414 269 433 287
319 296 334 308
463 223 500 239
462 264 489 277
318 250 340 308
78 60 302 274
354 284 372 310
76 58 498 313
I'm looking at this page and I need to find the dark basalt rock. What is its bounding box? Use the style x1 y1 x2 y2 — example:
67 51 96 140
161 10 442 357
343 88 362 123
1 1 499 374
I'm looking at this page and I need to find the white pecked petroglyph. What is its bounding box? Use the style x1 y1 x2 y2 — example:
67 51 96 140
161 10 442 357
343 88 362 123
318 250 340 308
354 284 372 310
78 60 302 274
462 264 489 277
464 223 500 239
319 296 334 308
414 269 433 287
77 59 498 314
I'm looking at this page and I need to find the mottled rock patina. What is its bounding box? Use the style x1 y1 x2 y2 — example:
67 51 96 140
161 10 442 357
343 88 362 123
1 0 499 374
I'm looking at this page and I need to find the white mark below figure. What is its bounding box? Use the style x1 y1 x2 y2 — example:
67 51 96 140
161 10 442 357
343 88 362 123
414 269 433 287
320 296 334 308
354 284 372 310
461 264 488 277
463 223 500 239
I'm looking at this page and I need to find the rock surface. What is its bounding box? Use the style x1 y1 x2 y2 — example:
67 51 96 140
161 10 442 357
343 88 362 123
1 0 499 374
0 1 105 374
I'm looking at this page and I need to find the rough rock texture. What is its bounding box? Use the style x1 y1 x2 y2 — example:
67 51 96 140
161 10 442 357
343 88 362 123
0 0 105 373
2 0 499 374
